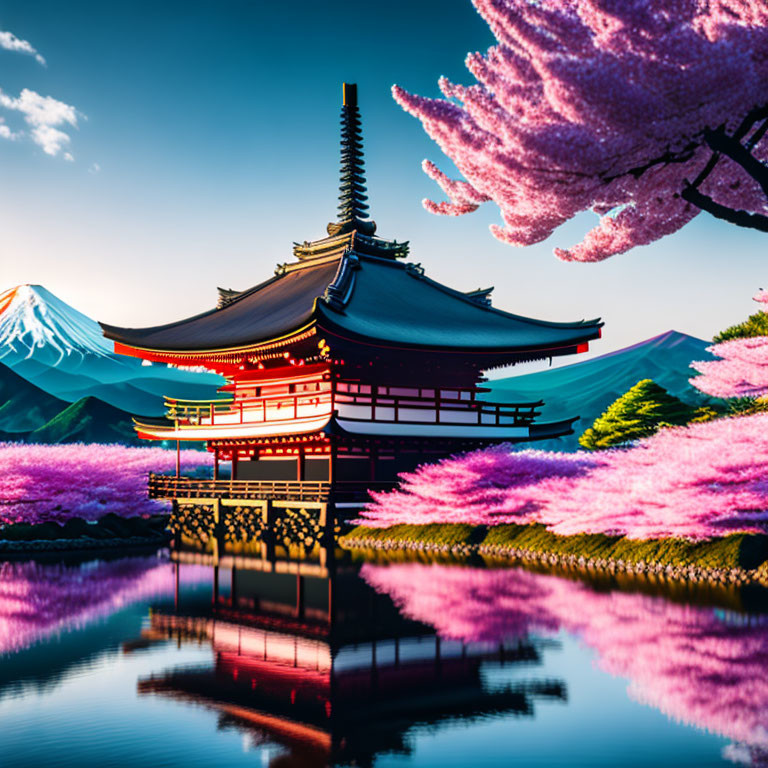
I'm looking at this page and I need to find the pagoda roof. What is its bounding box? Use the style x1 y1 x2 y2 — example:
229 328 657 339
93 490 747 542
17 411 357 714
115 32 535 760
101 259 339 353
316 254 601 352
101 248 601 356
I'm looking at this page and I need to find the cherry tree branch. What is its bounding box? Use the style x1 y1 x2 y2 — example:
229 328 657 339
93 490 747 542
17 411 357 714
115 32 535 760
705 128 768 198
681 185 768 232
679 107 768 231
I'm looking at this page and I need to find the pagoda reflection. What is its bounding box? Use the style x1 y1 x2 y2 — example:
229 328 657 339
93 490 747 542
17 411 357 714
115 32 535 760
136 546 565 767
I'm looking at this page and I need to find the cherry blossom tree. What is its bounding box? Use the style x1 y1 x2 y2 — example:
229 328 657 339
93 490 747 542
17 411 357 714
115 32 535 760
691 290 768 399
358 412 768 539
0 443 211 525
393 0 768 261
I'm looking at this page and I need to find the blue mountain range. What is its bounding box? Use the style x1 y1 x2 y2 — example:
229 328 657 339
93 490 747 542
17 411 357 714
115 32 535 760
487 330 715 451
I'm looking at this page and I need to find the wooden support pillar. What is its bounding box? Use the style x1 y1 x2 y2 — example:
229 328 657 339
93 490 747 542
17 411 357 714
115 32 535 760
295 573 304 618
211 499 221 567
261 500 276 561
175 439 180 478
319 502 334 564
329 439 337 484
213 447 219 481
231 566 238 608
232 451 239 481
212 501 221 607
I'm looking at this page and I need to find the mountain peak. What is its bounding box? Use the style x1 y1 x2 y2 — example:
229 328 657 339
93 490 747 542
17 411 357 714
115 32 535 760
0 283 114 362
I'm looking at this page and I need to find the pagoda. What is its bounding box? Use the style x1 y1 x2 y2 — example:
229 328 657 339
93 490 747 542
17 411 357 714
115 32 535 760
100 83 602 530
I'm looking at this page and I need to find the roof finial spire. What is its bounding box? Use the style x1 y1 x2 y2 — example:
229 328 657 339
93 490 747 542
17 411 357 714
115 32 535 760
327 83 376 237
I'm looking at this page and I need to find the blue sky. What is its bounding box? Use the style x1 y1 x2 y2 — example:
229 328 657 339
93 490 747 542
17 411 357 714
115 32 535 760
0 0 765 366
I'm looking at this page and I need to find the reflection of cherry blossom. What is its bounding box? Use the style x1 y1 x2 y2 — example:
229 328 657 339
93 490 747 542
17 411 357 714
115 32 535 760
359 413 768 540
0 443 211 525
0 556 208 655
394 1 768 261
362 562 768 764
692 291 768 399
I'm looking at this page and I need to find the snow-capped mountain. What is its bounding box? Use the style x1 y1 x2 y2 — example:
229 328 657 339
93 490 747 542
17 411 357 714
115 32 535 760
0 284 222 416
0 285 114 365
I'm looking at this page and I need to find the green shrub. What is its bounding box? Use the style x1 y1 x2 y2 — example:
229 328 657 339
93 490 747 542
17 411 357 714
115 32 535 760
579 378 717 450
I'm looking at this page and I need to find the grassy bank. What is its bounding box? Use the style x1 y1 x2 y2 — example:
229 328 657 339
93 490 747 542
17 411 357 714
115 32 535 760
341 523 768 577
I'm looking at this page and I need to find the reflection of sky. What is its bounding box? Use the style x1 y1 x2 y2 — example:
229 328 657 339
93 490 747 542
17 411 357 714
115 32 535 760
0 0 765 366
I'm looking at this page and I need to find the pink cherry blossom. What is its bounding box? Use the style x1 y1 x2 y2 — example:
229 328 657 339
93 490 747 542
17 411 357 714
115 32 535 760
362 562 768 763
0 443 211 525
691 291 768 399
358 413 768 540
0 556 209 656
393 0 768 261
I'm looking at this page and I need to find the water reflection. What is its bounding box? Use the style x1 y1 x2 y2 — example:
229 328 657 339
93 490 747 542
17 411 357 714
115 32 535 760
1 544 767 767
362 563 768 766
0 554 204 656
138 551 564 767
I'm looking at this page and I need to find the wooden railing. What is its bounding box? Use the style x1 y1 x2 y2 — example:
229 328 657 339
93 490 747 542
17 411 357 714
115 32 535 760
334 390 542 426
148 474 393 502
162 386 541 431
164 390 333 426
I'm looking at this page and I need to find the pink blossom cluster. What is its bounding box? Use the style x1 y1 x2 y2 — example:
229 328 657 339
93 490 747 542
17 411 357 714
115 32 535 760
362 562 768 763
0 556 209 655
0 443 211 525
692 290 768 398
393 0 768 261
359 413 768 539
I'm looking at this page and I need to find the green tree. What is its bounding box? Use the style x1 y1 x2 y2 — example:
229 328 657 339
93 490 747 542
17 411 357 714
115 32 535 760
579 379 716 451
713 310 768 343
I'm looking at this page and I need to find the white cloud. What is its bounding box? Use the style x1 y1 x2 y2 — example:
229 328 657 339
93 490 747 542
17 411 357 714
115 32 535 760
0 89 77 128
30 124 71 156
0 30 82 160
88 162 100 174
0 88 79 157
0 117 19 140
0 29 45 66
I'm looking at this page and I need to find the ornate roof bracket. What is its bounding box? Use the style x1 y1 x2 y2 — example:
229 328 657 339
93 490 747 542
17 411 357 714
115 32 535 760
216 287 243 309
322 251 360 310
464 287 494 307
405 262 425 279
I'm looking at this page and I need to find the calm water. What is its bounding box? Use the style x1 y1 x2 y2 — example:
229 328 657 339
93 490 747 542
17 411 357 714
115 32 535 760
1 548 767 768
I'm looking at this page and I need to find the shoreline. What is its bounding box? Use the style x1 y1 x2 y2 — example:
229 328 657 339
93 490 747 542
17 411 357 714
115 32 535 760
0 534 169 554
341 524 768 585
0 513 171 554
